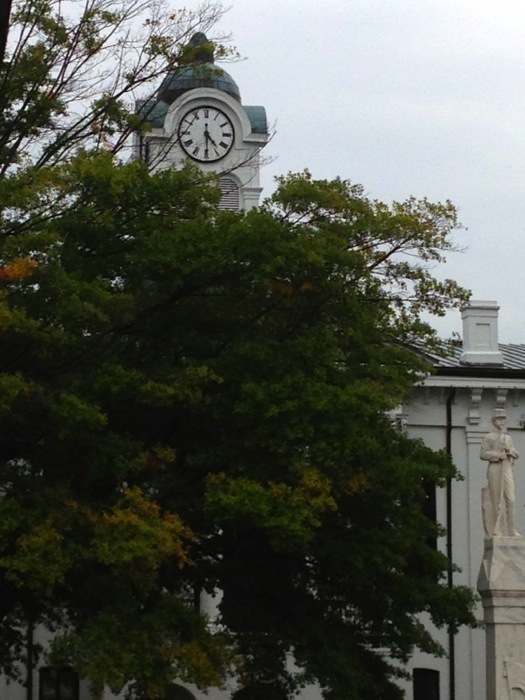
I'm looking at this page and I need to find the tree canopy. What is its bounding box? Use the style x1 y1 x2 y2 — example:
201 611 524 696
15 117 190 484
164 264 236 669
0 2 476 700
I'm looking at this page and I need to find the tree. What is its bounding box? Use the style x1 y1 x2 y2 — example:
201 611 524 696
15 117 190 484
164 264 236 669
0 0 13 64
0 2 477 699
0 151 476 699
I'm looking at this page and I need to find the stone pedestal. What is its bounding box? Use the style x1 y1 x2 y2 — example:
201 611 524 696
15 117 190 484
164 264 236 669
477 536 525 699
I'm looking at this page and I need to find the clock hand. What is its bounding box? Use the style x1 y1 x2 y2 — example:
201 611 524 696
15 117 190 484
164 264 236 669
204 126 218 148
203 126 211 160
204 129 210 160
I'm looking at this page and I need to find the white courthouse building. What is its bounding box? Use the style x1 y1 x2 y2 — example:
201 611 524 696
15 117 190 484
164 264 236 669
398 300 525 700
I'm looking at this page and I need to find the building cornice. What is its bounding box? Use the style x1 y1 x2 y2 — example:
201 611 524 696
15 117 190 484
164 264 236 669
419 374 525 390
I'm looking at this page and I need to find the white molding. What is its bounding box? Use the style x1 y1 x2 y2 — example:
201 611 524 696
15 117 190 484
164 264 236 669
419 376 525 391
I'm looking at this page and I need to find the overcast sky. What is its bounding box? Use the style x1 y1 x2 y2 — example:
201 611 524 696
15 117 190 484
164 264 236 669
211 0 525 342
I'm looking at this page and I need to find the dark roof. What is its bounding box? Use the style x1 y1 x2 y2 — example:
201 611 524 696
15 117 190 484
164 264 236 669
136 98 169 128
244 106 268 134
424 343 525 372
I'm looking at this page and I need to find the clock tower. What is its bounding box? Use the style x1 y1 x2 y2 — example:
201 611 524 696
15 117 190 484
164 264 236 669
136 33 269 211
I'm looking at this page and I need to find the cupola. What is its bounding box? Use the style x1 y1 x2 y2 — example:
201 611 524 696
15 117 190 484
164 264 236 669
156 33 241 105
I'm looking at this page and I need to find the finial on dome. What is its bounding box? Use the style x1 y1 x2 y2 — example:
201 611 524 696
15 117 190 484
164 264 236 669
187 32 215 63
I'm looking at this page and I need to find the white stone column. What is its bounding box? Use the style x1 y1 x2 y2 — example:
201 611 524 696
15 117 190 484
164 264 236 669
477 537 525 700
464 427 488 700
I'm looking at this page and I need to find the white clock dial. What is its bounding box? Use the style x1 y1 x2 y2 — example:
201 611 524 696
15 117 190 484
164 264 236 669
178 106 235 163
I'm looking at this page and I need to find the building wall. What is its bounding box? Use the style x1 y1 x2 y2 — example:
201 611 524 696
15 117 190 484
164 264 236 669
398 381 525 700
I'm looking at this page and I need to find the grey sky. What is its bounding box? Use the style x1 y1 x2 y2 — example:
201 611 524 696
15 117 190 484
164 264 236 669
213 0 525 341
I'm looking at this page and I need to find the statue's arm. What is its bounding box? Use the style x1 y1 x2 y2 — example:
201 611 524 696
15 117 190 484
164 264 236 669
506 436 519 460
480 436 505 462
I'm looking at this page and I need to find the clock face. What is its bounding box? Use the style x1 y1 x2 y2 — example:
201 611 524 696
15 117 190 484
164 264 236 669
177 106 235 162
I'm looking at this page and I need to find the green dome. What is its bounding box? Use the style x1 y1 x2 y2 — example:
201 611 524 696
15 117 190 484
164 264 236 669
157 63 241 104
157 33 241 104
